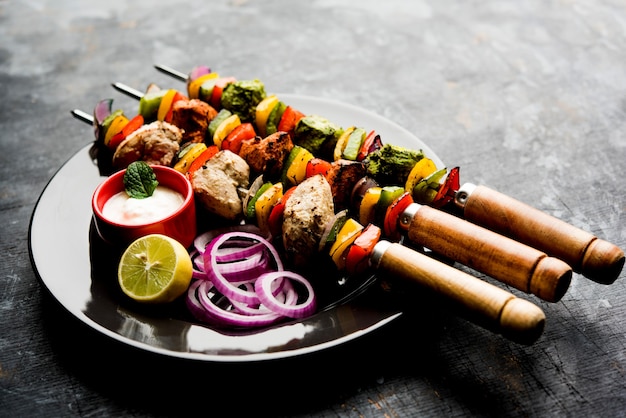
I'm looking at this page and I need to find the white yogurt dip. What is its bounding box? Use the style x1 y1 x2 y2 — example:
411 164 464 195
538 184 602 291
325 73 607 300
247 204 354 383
102 186 184 225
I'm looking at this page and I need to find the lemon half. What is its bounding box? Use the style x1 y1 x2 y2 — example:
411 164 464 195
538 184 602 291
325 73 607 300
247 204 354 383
118 234 193 303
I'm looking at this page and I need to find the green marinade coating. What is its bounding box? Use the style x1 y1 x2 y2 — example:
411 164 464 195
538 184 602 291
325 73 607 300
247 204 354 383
365 144 424 186
220 79 267 123
294 115 344 158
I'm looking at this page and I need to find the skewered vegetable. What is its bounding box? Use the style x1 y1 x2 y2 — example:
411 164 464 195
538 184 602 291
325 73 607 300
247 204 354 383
293 114 344 159
86 68 462 277
220 79 266 122
365 144 425 186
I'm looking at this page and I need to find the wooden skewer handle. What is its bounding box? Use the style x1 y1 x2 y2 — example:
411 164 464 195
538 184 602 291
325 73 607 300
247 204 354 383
456 184 625 284
372 242 546 345
401 204 572 302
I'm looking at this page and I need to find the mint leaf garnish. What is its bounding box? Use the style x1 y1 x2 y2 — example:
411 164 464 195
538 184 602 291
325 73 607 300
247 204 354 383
123 161 158 199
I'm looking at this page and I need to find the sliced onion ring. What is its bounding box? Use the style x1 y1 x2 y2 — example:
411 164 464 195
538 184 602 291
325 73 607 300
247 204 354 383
255 272 317 319
204 232 284 304
186 280 216 324
196 281 283 328
228 282 294 315
187 230 317 329
193 225 263 254
219 253 272 283
214 241 267 263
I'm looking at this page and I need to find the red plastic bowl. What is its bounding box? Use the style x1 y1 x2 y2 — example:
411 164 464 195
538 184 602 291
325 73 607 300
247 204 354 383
92 165 196 248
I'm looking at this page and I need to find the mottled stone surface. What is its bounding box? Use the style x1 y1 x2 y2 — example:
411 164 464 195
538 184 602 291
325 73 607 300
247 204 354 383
1 1 625 416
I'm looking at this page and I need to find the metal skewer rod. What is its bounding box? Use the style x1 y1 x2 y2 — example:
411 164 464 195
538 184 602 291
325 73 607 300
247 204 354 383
112 82 144 100
71 109 94 124
154 64 188 82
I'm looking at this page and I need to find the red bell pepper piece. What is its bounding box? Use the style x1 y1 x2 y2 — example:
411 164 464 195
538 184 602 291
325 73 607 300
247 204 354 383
164 91 188 123
277 106 305 138
432 166 460 208
209 77 237 109
221 122 257 154
186 145 219 180
305 158 332 179
345 223 382 276
108 114 144 149
383 192 414 240
267 186 296 238
356 130 381 161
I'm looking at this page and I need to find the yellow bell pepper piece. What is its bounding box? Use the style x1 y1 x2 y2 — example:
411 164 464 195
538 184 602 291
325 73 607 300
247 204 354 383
333 126 356 161
103 114 129 147
188 73 219 100
173 143 207 173
255 95 279 137
329 218 364 270
285 147 314 186
413 167 447 204
213 114 241 149
405 157 437 193
342 128 366 161
157 89 177 122
255 183 284 236
359 186 382 225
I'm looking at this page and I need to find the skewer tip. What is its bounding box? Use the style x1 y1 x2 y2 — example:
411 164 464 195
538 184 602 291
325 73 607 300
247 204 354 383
71 109 94 124
153 64 188 82
111 82 144 100
581 238 625 285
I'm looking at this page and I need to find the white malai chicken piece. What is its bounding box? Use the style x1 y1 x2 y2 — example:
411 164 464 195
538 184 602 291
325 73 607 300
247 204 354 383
282 174 335 266
112 121 183 169
192 150 250 220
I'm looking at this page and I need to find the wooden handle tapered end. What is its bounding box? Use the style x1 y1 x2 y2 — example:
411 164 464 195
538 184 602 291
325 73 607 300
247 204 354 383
373 242 546 344
581 239 625 285
500 298 546 345
530 257 572 302
406 205 572 302
461 185 625 284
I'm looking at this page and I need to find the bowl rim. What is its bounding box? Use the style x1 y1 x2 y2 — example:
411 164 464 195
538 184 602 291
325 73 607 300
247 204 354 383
92 165 194 229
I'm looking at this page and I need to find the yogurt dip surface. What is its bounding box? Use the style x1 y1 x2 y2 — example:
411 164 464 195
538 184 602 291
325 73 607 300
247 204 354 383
102 185 184 225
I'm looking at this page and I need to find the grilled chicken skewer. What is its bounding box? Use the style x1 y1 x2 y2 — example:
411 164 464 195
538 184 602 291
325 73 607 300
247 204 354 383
100 81 573 303
73 108 547 344
152 63 625 286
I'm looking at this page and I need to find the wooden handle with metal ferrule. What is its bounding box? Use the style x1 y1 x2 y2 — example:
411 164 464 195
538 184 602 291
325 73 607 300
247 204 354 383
401 204 573 303
371 242 546 345
456 184 625 284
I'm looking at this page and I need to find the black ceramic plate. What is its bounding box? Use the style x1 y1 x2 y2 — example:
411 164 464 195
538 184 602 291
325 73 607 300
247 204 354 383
29 95 443 362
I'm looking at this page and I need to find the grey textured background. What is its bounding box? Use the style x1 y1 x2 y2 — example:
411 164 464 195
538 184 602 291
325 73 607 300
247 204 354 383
1 0 625 416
